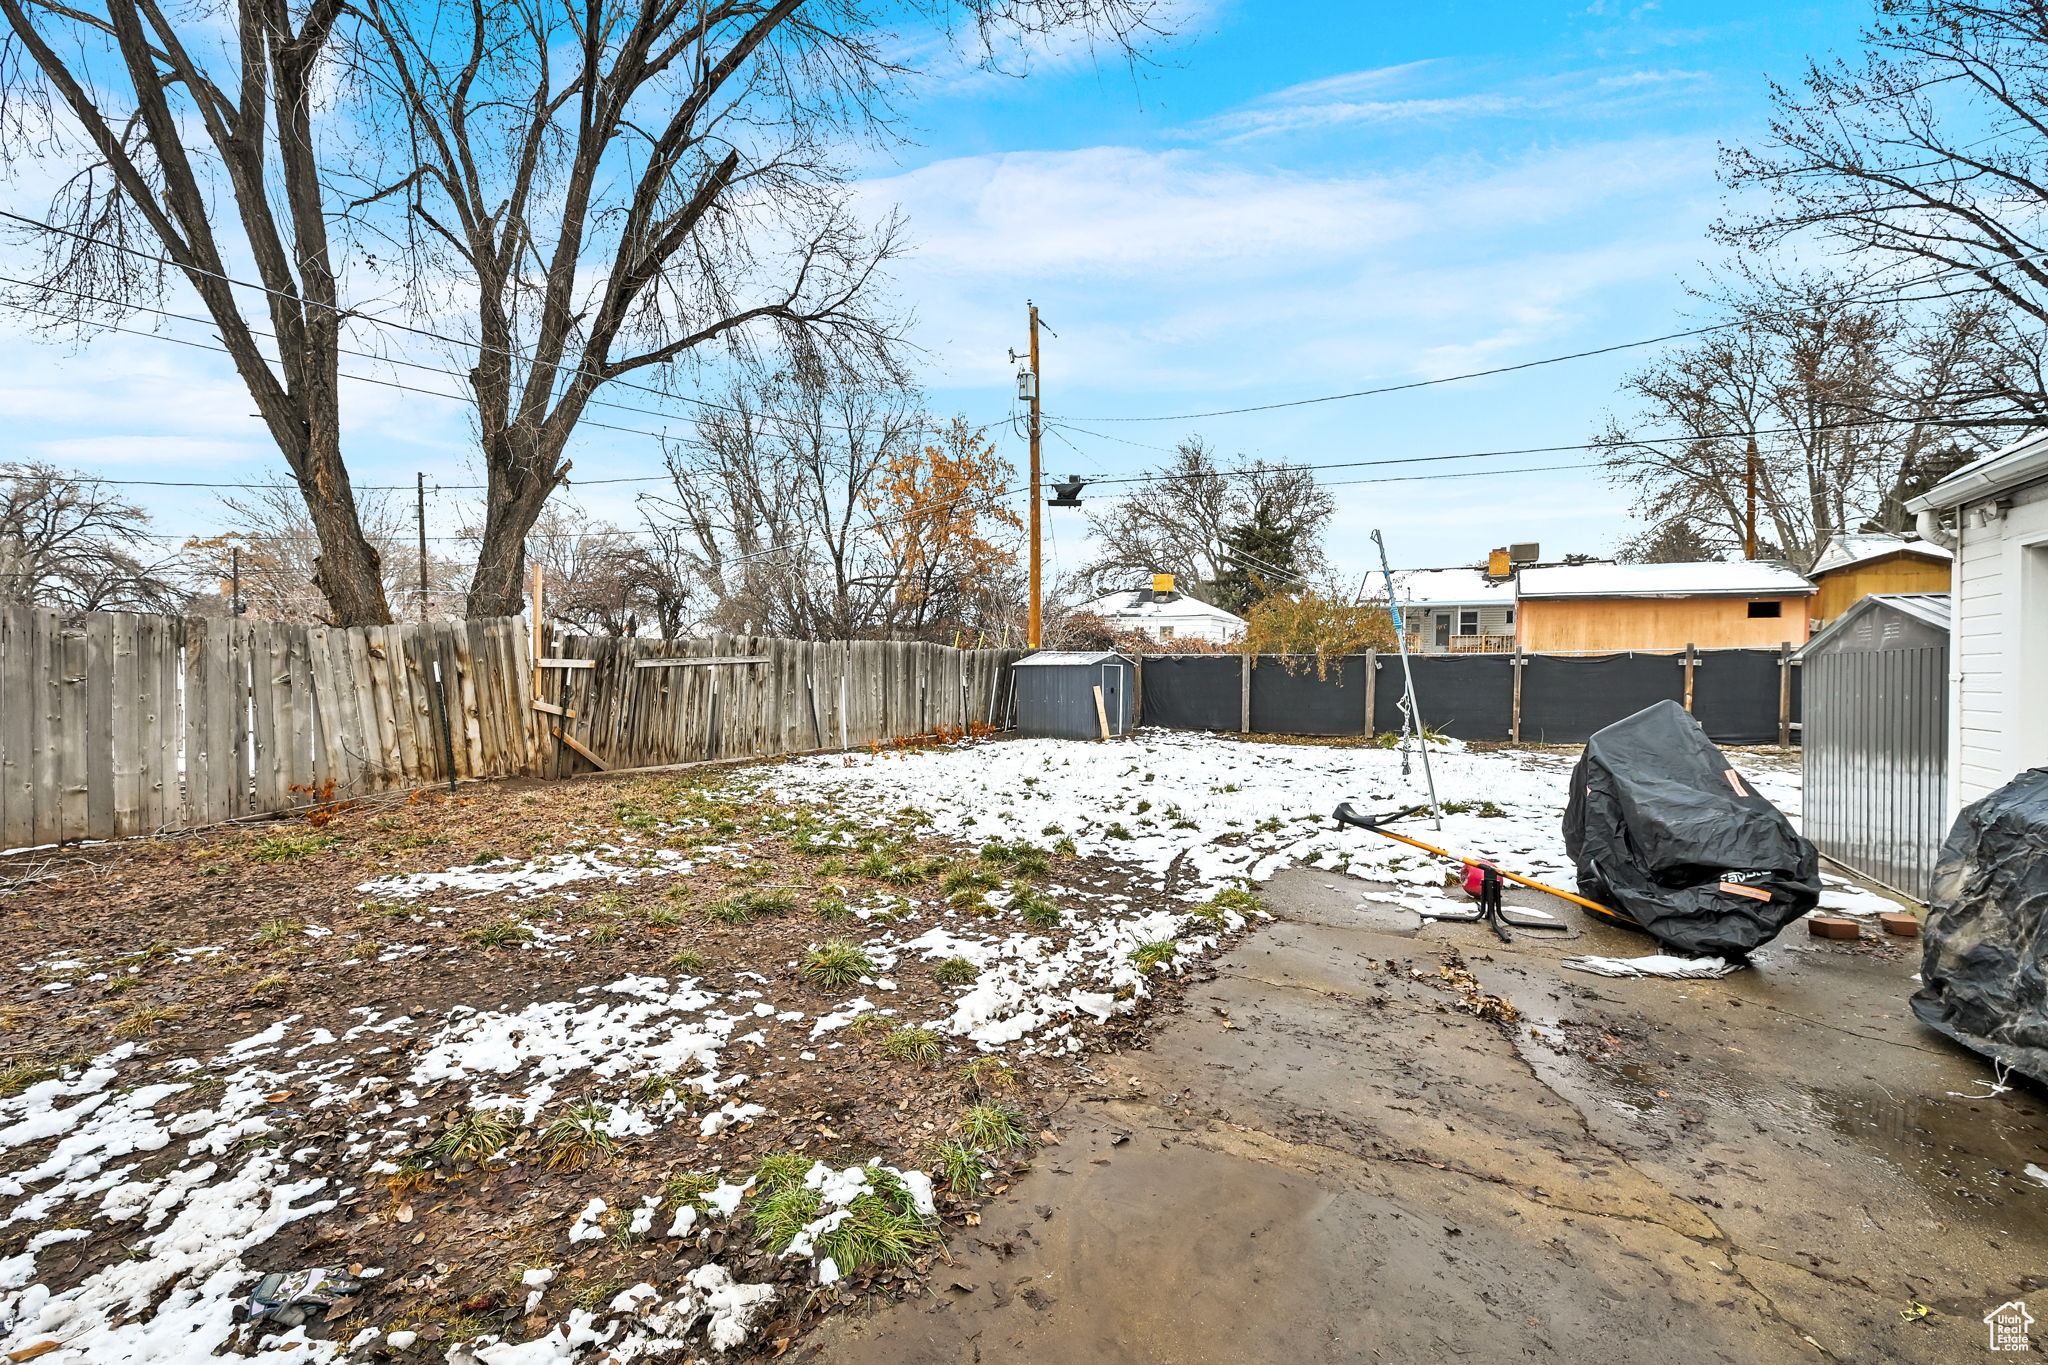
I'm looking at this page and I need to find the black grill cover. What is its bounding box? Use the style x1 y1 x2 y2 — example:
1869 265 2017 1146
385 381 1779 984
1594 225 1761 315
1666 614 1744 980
1910 768 2048 1083
1564 700 1820 957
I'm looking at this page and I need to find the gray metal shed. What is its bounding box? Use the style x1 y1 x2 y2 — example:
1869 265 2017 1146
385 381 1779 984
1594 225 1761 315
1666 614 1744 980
1011 651 1136 740
1798 593 1949 899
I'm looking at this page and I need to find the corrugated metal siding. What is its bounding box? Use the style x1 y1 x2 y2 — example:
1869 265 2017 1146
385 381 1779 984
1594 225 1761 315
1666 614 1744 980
1803 643 1947 899
1013 659 1134 740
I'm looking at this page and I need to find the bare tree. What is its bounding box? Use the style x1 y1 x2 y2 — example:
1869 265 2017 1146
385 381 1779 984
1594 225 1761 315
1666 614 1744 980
353 0 1167 619
183 479 461 621
1719 0 2048 422
526 502 694 638
649 361 926 637
1080 437 1332 601
1597 275 2025 565
0 462 183 611
0 0 396 622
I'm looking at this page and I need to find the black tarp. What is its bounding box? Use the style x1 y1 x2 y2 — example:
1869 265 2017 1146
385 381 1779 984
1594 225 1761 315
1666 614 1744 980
1690 649 1791 746
1374 653 1514 740
1563 700 1820 956
1910 768 2048 1083
1520 654 1683 744
1138 656 1241 732
1129 651 1796 745
1250 656 1369 735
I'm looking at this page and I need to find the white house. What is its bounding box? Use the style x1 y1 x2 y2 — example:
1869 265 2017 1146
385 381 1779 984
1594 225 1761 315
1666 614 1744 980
1906 432 2048 817
1078 575 1247 644
1384 567 1517 653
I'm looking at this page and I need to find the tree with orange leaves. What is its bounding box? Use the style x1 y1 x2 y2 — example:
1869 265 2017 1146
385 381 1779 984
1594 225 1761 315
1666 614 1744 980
869 417 1023 639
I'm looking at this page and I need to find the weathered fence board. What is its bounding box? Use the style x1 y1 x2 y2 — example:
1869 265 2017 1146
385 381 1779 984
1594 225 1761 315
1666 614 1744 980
541 633 1022 775
0 610 540 844
0 605 1023 844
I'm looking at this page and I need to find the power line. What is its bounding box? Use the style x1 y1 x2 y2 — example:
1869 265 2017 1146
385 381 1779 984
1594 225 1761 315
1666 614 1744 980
0 298 682 447
0 208 1000 442
1049 247 2048 423
119 454 1610 546
1045 409 2036 487
0 272 805 445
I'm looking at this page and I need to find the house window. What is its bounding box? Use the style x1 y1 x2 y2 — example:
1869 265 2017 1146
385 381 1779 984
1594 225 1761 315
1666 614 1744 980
1458 610 1479 636
1747 601 1782 619
1157 625 1176 640
1505 607 1515 627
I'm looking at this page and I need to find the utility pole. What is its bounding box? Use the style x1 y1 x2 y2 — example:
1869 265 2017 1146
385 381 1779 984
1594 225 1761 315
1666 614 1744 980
1743 437 1760 560
416 472 430 619
1027 301 1043 649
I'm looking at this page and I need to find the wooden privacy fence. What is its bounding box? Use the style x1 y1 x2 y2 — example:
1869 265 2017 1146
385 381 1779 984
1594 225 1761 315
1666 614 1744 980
0 604 1023 846
0 606 537 847
538 633 1024 774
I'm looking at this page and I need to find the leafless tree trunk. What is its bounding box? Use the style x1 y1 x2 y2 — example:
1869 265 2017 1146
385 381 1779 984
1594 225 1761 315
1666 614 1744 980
0 0 395 622
352 0 1166 619
182 479 461 621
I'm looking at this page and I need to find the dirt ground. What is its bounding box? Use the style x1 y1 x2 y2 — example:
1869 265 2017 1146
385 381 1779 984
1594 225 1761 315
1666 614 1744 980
806 866 2048 1364
0 755 1219 1358
4 734 2039 1363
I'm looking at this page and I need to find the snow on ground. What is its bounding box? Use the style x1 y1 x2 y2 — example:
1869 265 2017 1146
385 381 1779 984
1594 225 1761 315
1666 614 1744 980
771 729 1813 910
0 729 1841 1363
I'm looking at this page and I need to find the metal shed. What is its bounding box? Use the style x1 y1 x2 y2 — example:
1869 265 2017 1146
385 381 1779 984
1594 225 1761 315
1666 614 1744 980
1011 651 1136 740
1797 592 1949 899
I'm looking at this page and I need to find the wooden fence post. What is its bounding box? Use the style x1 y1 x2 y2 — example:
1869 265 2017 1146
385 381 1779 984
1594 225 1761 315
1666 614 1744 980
1778 641 1792 746
1510 649 1525 743
1132 655 1145 728
1363 649 1377 739
1239 653 1252 734
1682 643 1697 712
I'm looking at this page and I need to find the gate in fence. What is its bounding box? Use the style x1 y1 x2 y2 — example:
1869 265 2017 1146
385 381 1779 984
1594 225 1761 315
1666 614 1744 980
1137 648 1801 747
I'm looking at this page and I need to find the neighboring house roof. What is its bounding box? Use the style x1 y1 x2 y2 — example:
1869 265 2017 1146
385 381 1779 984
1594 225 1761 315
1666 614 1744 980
1807 532 1952 576
1078 588 1246 628
1906 430 2048 512
1382 567 1517 608
1797 592 1951 657
1013 650 1133 667
1515 560 1816 599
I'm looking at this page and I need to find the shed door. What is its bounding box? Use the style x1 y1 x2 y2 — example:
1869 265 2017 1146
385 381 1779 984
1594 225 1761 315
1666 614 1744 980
1102 664 1126 736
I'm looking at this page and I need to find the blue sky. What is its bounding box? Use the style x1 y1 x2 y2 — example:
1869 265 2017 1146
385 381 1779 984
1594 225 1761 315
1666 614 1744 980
0 0 1870 583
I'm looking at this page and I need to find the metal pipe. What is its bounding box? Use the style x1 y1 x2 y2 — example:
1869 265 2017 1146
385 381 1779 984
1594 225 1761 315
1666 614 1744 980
1371 529 1441 827
431 658 458 793
1915 506 1956 550
1333 803 1608 913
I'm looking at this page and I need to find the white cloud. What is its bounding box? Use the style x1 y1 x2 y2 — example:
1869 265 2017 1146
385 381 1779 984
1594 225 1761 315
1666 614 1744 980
1187 59 1715 142
864 133 1717 398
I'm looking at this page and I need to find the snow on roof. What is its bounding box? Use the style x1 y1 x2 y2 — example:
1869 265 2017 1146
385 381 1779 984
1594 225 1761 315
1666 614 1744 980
1798 592 1950 656
1515 560 1816 599
1012 650 1132 667
1380 567 1516 607
1078 589 1247 624
1807 532 1952 576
